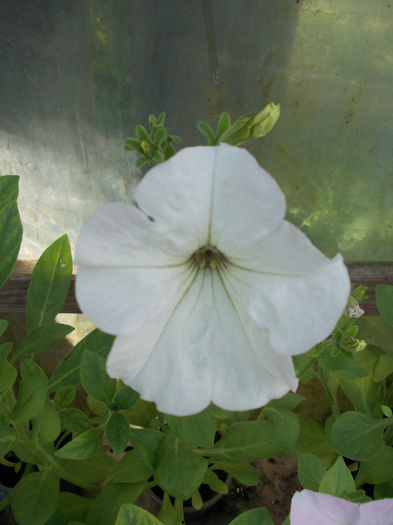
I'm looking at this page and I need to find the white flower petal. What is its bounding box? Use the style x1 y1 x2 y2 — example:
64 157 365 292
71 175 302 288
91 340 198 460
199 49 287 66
134 146 216 253
360 499 393 525
76 265 187 336
210 143 286 254
107 269 298 416
226 255 350 356
114 271 212 416
209 271 298 410
290 490 359 525
75 202 186 267
230 220 341 274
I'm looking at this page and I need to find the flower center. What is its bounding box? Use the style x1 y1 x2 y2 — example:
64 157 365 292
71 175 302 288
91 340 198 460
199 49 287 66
190 245 228 270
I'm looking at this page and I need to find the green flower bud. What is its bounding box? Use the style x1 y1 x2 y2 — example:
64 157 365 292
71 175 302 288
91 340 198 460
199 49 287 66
220 103 280 145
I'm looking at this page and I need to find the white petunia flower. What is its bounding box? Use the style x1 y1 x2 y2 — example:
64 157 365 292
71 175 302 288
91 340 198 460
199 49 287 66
75 144 350 416
290 490 393 525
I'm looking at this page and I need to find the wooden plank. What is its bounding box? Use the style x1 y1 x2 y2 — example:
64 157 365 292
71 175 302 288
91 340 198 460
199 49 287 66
0 261 392 315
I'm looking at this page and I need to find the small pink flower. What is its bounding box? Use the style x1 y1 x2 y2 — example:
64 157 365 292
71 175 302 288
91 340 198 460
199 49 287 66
291 490 393 525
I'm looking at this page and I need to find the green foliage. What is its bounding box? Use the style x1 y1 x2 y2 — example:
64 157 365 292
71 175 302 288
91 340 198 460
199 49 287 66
48 328 114 392
297 453 326 491
58 492 92 524
13 323 74 361
330 411 387 461
13 374 48 423
128 428 164 470
376 285 393 327
111 386 139 411
106 412 130 456
228 507 274 525
11 471 59 525
197 104 280 146
86 483 145 525
319 456 355 497
60 408 92 434
26 235 72 333
32 400 61 443
166 408 217 448
106 450 152 484
211 461 259 486
80 351 116 404
154 432 208 499
115 504 163 525
125 112 180 167
55 427 103 459
0 175 23 289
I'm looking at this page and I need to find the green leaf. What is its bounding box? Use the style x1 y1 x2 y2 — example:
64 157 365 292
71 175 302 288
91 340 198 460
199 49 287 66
129 428 164 470
60 408 92 434
357 316 393 353
376 285 393 327
106 412 130 456
13 375 48 422
259 407 300 456
58 492 92 524
0 355 17 395
124 138 141 151
158 493 178 525
0 341 13 360
228 507 274 525
166 410 217 448
0 200 22 289
330 411 386 461
54 385 76 410
220 103 280 145
155 432 208 499
59 451 113 483
212 414 298 462
115 504 163 525
374 354 393 382
135 125 149 141
106 450 152 484
87 483 145 525
11 471 59 525
13 323 74 360
293 414 336 464
266 392 305 411
48 329 114 392
20 358 47 379
12 441 41 464
212 462 259 486
297 453 326 491
318 354 368 380
136 156 150 168
0 175 19 208
26 235 72 332
157 112 166 127
374 480 393 499
112 386 139 411
203 469 229 495
216 112 232 140
32 400 61 443
197 121 216 145
356 445 393 485
0 319 8 337
80 351 116 404
319 456 355 497
55 428 103 459
0 427 16 457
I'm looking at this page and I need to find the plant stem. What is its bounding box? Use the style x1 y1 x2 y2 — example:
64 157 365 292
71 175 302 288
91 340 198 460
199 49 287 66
0 401 100 493
317 366 340 418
